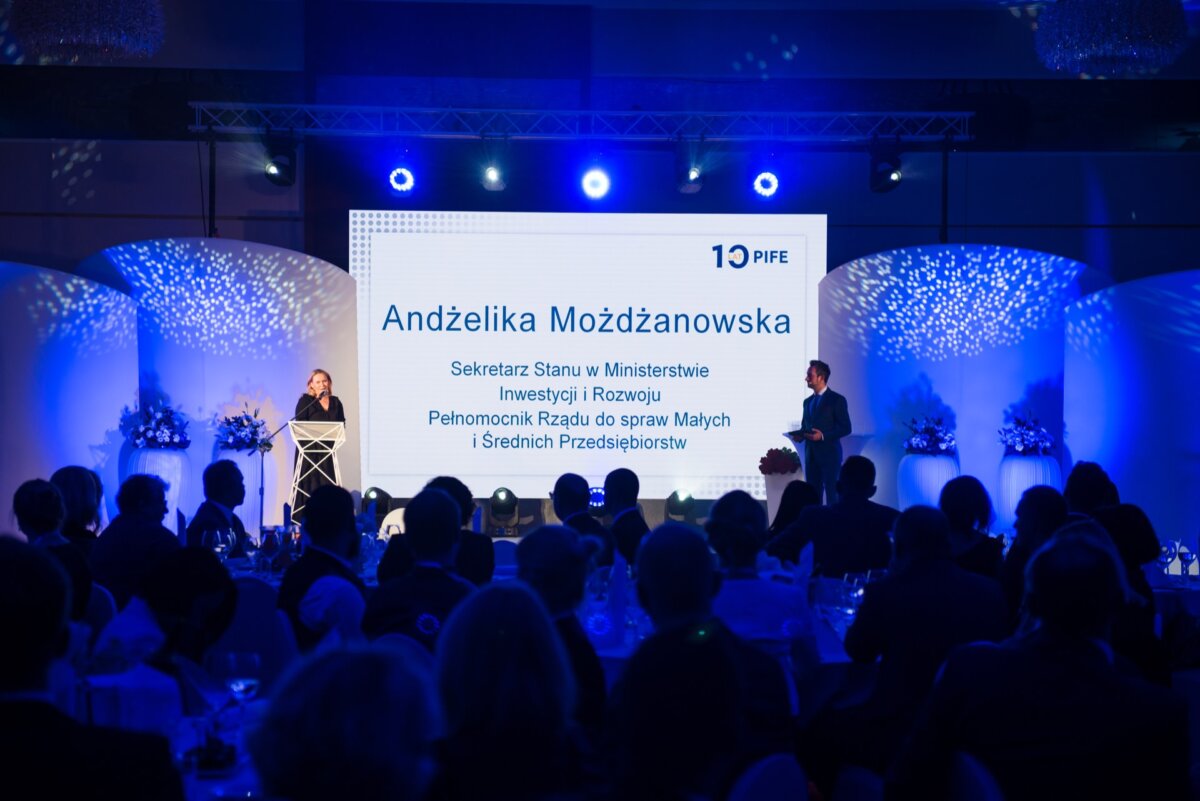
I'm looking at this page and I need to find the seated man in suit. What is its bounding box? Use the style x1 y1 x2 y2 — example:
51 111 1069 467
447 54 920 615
765 455 897 576
186 459 247 558
376 477 495 586
362 488 476 651
278 485 366 652
90 474 181 608
0 539 184 801
605 467 649 566
888 533 1188 801
552 472 614 566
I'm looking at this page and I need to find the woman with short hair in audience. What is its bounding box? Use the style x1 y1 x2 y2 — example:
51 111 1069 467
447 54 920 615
12 478 92 621
939 475 1004 579
50 465 105 558
433 582 591 801
766 479 821 538
250 646 442 801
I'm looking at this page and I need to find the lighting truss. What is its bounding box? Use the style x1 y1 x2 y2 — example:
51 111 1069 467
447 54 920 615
190 102 972 144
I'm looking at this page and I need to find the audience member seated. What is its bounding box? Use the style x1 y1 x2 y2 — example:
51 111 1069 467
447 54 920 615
1063 460 1120 516
887 534 1188 801
1000 485 1068 623
249 646 441 801
362 488 475 650
428 476 495 586
610 523 794 801
50 465 105 558
707 490 816 660
1091 503 1160 603
13 479 92 621
766 479 821 539
278 485 366 651
89 474 181 609
605 467 650 566
765 455 896 576
938 475 1003 579
94 548 238 714
807 506 1007 789
553 472 615 566
0 540 184 801
517 525 607 733
185 459 248 558
432 582 591 801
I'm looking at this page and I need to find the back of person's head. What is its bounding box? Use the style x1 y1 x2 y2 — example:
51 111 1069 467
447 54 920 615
1064 461 1120 515
138 548 237 663
604 467 640 511
705 490 768 569
1024 534 1124 638
424 476 475 528
12 479 66 538
893 505 952 565
939 475 994 532
769 480 821 532
116 473 169 519
837 455 877 499
50 465 103 531
552 472 591 519
637 523 718 629
436 582 575 741
303 485 357 555
1091 503 1160 568
202 459 244 506
517 525 597 617
0 540 70 691
251 646 441 801
1014 485 1069 546
403 488 461 561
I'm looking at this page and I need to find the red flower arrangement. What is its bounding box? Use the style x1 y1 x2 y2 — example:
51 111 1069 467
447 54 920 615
759 447 802 476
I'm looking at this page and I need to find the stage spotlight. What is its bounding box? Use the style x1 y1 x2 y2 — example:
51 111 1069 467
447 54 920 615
678 164 703 194
753 171 779 198
666 489 696 522
869 137 903 193
389 167 415 193
582 168 610 199
363 487 393 530
482 165 506 191
589 486 606 517
263 148 295 187
487 487 520 537
490 487 518 518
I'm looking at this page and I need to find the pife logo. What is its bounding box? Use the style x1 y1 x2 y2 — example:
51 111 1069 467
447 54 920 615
712 244 789 269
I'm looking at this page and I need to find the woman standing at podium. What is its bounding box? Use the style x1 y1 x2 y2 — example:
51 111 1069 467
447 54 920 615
294 369 347 518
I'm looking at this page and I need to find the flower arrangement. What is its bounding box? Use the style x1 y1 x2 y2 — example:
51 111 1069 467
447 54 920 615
216 404 273 453
120 403 190 450
998 415 1055 456
903 416 958 455
759 447 802 475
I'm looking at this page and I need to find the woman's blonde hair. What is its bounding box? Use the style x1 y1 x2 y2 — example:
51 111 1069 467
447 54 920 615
306 369 332 397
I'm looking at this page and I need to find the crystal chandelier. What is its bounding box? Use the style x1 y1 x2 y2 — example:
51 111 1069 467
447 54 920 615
9 0 166 63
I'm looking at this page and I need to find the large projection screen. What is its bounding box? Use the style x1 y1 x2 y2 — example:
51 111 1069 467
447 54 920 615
350 212 825 499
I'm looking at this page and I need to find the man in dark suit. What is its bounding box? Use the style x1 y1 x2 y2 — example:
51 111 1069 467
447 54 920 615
185 459 247 557
765 455 896 576
90 474 181 608
605 467 650 565
794 359 851 505
362 487 475 651
0 539 184 801
888 533 1188 801
803 506 1007 791
553 472 614 566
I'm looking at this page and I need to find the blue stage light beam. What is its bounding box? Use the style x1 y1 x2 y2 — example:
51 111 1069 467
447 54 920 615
389 167 415 193
753 171 779 198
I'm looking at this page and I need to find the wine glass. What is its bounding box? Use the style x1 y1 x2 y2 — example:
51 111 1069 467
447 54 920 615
208 651 262 706
242 530 261 571
202 529 234 563
1159 540 1179 577
259 528 282 573
842 572 868 614
1180 547 1197 583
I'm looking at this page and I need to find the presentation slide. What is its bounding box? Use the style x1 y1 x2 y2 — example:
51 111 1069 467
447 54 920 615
349 211 826 499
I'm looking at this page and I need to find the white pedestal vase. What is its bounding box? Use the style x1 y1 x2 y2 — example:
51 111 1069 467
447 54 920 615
997 453 1062 529
763 470 803 526
124 448 190 538
896 454 960 510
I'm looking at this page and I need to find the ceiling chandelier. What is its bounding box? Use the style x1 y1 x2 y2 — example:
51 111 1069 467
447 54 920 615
1035 0 1189 77
9 0 166 64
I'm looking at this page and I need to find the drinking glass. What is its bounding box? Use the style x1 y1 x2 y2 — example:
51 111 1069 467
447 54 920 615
1180 548 1197 582
1159 541 1180 576
842 572 868 613
207 651 262 706
202 528 234 563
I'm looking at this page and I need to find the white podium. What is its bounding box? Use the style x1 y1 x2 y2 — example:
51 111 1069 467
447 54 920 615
289 421 346 518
